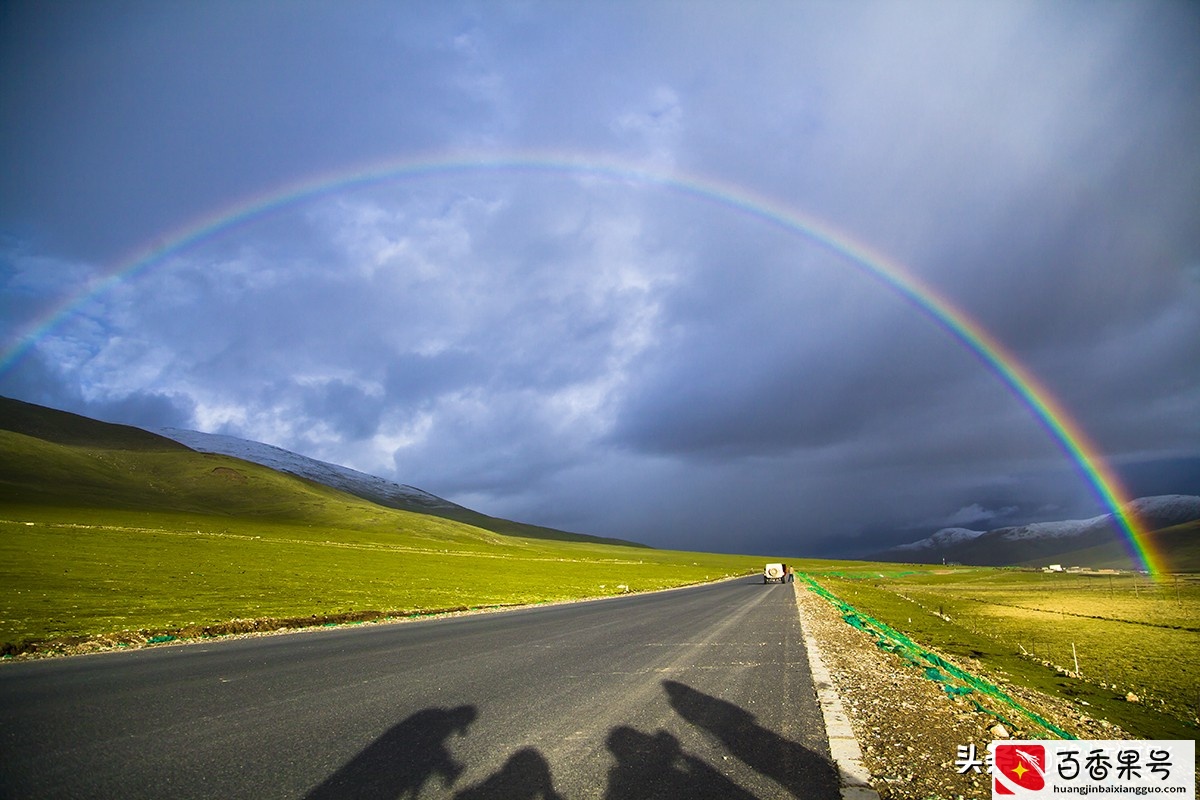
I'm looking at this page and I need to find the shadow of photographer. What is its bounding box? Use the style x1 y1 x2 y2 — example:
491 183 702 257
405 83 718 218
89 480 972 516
453 747 564 800
663 679 839 798
305 705 477 799
305 705 564 800
306 681 836 799
604 725 757 800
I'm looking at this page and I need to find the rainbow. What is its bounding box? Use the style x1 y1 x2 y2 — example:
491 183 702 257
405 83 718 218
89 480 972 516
0 151 1162 575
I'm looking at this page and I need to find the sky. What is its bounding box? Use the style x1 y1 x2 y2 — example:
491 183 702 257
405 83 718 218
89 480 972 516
2 0 1198 557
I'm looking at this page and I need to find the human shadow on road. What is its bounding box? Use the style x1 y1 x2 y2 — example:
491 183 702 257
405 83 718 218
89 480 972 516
453 747 564 800
305 685 835 799
604 725 757 800
305 705 477 800
663 680 839 798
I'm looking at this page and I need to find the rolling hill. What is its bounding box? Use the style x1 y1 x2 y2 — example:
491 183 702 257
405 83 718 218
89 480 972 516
155 426 642 547
0 396 632 546
0 396 759 652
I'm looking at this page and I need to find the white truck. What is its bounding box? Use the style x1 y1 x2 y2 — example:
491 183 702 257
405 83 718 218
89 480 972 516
763 563 792 583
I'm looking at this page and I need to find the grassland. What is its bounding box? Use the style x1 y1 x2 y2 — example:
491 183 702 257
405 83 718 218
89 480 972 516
802 564 1200 740
0 504 766 650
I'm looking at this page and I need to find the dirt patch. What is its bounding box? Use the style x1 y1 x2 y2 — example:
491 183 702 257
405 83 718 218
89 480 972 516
209 466 247 482
794 583 1132 800
0 605 514 659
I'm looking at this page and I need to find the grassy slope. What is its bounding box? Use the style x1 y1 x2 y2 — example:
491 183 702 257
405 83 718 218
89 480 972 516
0 396 639 547
0 400 766 650
416 504 648 548
0 397 191 452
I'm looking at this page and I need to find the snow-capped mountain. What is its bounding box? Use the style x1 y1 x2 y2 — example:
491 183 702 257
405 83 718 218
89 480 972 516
985 496 1200 544
1124 494 1200 527
875 495 1200 568
157 428 463 515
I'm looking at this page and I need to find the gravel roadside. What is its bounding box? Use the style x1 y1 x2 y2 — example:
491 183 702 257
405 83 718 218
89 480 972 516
793 580 1132 800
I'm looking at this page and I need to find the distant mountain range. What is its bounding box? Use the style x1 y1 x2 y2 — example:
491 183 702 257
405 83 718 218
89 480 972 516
872 495 1200 571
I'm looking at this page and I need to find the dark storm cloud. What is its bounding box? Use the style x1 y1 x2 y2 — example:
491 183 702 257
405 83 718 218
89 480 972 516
0 1 494 260
87 391 197 431
1118 457 1200 501
296 380 385 442
0 347 194 431
1 1 1197 556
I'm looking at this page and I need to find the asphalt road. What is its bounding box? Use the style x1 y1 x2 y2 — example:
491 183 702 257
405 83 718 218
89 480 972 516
0 578 840 799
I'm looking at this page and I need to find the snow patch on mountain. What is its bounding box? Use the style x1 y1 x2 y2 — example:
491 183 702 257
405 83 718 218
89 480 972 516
991 516 1110 541
991 495 1200 542
1125 494 1200 523
157 428 462 513
894 527 985 551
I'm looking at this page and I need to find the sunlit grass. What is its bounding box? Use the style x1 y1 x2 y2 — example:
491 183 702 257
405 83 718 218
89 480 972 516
803 564 1200 739
0 509 768 647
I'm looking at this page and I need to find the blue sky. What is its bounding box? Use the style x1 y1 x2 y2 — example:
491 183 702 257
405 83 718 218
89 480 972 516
2 1 1198 556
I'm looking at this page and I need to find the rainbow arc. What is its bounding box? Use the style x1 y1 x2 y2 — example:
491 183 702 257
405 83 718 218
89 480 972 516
0 151 1160 575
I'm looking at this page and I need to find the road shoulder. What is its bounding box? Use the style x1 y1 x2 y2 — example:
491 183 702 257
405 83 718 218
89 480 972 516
793 580 994 800
794 582 881 800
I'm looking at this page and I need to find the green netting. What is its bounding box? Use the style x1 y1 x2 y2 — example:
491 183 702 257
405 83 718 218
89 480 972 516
800 574 1075 740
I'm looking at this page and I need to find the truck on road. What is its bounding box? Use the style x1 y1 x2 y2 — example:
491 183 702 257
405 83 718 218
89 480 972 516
763 563 792 583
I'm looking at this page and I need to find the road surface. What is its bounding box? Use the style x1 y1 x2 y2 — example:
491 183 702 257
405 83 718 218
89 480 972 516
0 578 840 799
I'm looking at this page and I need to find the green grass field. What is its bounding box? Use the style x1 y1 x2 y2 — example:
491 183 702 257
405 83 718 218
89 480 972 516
0 509 764 649
802 565 1200 740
